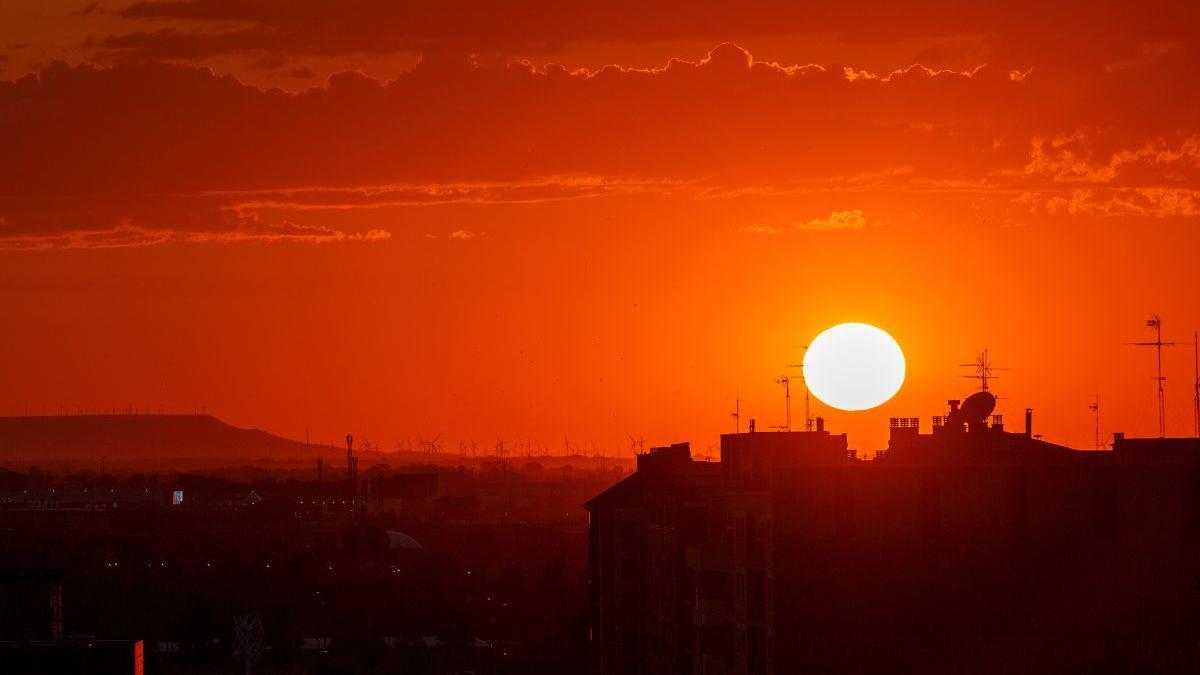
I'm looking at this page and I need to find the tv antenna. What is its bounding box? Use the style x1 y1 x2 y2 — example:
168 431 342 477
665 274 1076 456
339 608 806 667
232 614 264 675
731 398 741 434
776 375 793 431
787 344 813 431
960 349 1006 392
1130 315 1177 437
1193 331 1199 438
1088 395 1101 450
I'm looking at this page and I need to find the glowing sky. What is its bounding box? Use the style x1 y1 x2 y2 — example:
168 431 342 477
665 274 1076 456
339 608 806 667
2 1 1199 453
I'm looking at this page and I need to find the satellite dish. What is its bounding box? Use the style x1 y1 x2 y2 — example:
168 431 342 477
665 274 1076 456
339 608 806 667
960 391 997 424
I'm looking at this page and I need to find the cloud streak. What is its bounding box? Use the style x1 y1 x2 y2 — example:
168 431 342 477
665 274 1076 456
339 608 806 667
2 37 1198 249
798 210 869 231
0 223 390 251
90 0 1199 71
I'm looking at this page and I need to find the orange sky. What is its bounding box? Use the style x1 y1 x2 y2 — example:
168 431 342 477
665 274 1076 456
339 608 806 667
2 1 1199 454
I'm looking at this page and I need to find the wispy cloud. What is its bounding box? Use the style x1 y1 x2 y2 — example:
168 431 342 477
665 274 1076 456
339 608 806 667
1026 188 1200 218
217 176 695 212
797 209 868 231
843 63 988 82
0 223 390 251
742 210 870 235
1021 133 1200 184
741 225 783 235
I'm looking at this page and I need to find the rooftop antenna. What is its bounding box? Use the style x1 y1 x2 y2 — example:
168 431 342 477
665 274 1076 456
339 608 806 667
1088 395 1101 450
788 345 813 431
960 349 1006 393
1130 315 1177 438
1193 331 1199 438
731 398 741 434
232 614 264 675
345 434 358 504
776 375 792 431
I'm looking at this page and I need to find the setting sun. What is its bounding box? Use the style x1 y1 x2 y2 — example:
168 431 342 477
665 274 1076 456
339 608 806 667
803 323 906 411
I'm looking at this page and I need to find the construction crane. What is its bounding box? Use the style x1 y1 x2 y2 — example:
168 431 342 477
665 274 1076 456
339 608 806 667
1130 316 1177 438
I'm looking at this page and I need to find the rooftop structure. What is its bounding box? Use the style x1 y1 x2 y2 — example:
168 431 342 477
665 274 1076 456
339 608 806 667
586 392 1200 675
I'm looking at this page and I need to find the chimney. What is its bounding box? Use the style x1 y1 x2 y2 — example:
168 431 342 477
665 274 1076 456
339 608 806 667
816 416 825 432
749 418 756 433
1024 408 1033 438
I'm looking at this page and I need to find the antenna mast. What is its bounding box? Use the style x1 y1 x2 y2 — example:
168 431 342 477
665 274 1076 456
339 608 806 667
1131 315 1177 438
1193 331 1199 438
787 345 813 432
345 434 358 501
731 398 741 434
776 376 792 431
1088 395 1100 450
960 349 1006 392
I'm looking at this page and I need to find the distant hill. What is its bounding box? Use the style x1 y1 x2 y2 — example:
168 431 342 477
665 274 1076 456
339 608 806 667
0 414 637 473
0 414 329 469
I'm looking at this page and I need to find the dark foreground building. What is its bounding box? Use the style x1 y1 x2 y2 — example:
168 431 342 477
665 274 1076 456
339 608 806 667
0 639 144 675
586 393 1200 675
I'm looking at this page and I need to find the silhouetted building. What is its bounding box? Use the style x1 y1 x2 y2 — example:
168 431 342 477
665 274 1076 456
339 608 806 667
370 472 440 520
0 569 63 642
1 570 143 674
587 393 1200 675
0 638 144 675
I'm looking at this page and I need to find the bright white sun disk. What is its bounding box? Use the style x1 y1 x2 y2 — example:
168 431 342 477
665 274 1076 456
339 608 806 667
803 323 905 411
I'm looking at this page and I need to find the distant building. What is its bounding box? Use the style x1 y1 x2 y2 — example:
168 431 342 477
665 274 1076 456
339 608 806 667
0 487 163 510
0 570 142 674
0 569 63 641
586 393 1200 675
0 638 144 675
369 472 439 520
